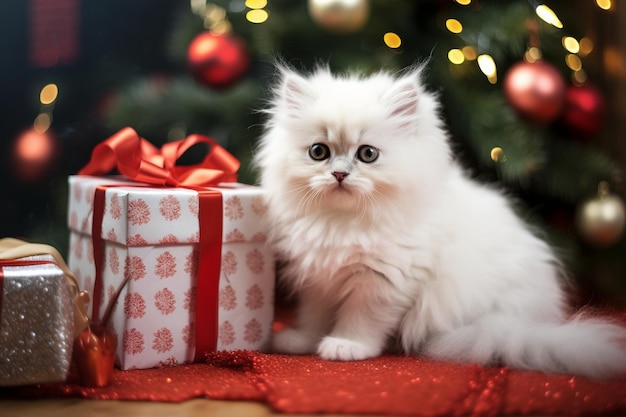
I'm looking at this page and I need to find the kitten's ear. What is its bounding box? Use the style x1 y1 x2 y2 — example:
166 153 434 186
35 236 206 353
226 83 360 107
278 68 314 111
386 73 420 120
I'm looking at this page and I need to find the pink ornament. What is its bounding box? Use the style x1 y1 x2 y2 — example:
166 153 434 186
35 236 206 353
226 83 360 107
503 60 566 124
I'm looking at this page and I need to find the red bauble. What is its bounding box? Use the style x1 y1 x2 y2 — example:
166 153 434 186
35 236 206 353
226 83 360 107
187 32 250 89
503 61 566 124
11 127 59 183
561 84 606 139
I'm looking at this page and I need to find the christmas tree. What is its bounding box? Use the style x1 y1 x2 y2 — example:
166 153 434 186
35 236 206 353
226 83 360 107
4 0 625 303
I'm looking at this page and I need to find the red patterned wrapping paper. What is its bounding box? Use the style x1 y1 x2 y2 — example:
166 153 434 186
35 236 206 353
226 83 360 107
67 175 275 370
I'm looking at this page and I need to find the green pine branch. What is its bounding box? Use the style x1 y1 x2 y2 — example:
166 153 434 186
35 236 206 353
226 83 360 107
103 77 261 145
529 136 621 205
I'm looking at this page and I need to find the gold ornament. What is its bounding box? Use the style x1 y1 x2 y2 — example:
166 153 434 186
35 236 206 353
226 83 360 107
308 0 370 34
576 182 626 247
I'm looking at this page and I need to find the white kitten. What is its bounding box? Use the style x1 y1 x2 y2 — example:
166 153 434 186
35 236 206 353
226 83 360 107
254 65 626 378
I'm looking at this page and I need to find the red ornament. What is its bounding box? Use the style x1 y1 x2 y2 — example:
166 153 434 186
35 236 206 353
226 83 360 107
503 60 566 124
72 324 117 387
11 127 59 183
561 84 606 139
187 32 250 89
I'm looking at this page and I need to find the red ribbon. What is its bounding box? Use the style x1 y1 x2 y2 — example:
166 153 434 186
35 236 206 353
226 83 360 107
81 127 239 362
0 267 3 325
78 127 239 186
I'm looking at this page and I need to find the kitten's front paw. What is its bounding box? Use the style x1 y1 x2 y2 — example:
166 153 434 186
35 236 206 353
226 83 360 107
317 336 381 361
273 328 318 354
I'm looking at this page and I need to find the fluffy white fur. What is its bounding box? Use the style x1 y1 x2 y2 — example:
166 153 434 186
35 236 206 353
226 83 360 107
254 65 626 378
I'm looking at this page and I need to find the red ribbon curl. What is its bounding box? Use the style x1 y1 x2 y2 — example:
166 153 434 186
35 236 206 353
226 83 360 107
78 126 239 186
80 127 239 362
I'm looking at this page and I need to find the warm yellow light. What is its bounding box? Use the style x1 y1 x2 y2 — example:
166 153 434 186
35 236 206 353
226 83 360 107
477 54 497 84
33 113 52 133
209 20 232 34
462 45 477 60
596 0 612 10
455 0 471 5
245 0 267 9
490 147 504 162
206 5 226 22
579 37 594 56
246 9 269 23
383 32 402 49
446 19 463 34
535 4 563 29
448 49 465 64
190 0 206 15
565 54 582 71
40 83 58 105
572 69 587 85
524 46 542 63
562 36 580 54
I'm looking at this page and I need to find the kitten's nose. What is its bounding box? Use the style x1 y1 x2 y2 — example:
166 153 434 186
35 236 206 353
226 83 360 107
332 171 349 183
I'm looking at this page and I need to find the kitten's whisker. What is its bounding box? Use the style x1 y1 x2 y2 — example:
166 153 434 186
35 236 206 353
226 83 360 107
355 195 369 223
358 189 382 224
294 184 321 217
295 189 313 216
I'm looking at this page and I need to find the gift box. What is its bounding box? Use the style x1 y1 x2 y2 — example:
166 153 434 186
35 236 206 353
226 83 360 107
67 173 275 370
0 240 81 387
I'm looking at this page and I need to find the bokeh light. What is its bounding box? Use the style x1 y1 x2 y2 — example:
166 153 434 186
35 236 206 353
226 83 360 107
446 19 463 34
246 9 269 23
245 0 267 8
15 129 54 163
33 113 52 133
12 128 58 183
448 49 465 64
562 36 579 54
573 69 587 85
524 46 542 63
535 5 562 29
40 83 58 105
383 32 402 49
579 37 594 56
477 54 497 84
490 147 504 162
565 54 582 71
462 46 477 60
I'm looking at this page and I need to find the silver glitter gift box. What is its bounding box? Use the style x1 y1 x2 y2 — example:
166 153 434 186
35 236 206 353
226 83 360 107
0 254 75 387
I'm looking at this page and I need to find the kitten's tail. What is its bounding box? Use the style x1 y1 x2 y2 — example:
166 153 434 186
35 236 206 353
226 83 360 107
421 313 626 379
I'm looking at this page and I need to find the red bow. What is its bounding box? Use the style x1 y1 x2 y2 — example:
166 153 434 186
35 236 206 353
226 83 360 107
78 127 239 186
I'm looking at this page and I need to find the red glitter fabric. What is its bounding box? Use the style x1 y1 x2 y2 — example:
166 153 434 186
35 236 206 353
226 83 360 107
4 310 626 415
4 350 626 415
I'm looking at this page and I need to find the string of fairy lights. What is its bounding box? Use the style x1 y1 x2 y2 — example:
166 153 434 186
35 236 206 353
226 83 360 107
25 0 616 150
444 0 613 85
13 0 623 247
213 0 614 81
440 0 623 248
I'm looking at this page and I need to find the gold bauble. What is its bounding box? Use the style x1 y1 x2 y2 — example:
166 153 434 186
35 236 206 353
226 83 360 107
308 0 370 34
576 183 626 247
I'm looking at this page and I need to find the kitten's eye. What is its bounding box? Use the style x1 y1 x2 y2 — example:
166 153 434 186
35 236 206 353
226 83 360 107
356 145 379 163
308 143 330 161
